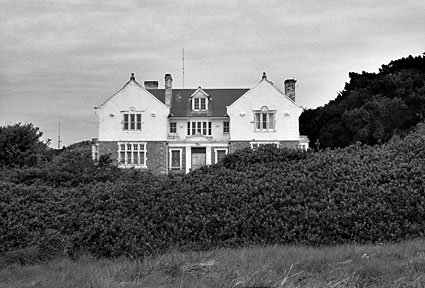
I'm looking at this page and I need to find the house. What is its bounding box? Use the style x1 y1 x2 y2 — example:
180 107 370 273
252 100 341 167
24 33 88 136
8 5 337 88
92 72 309 174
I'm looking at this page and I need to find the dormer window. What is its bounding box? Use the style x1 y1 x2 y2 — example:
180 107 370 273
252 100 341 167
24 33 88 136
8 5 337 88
193 97 207 111
191 87 209 112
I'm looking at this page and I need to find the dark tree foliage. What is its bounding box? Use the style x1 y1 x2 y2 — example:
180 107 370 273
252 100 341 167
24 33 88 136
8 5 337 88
0 123 49 168
300 53 425 149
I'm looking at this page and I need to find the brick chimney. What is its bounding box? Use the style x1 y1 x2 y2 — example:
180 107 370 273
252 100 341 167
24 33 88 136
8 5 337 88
164 74 173 107
284 78 296 102
144 81 158 89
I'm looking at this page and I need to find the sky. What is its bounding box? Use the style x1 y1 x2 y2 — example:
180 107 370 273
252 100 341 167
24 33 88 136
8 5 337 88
0 0 424 147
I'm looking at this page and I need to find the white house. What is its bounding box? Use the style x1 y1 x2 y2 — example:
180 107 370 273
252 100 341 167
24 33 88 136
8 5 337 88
93 72 309 174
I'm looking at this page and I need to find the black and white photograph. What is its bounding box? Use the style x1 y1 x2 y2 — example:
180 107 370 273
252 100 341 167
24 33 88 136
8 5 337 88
0 1 424 287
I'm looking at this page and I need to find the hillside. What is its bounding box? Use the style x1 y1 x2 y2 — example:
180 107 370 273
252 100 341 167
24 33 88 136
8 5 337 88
300 53 425 149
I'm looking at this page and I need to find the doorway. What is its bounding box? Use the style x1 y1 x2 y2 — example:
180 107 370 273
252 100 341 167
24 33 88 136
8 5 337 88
191 147 206 170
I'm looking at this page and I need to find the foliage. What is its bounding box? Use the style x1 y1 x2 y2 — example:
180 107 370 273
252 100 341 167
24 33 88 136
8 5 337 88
300 53 425 149
1 127 425 258
0 123 49 168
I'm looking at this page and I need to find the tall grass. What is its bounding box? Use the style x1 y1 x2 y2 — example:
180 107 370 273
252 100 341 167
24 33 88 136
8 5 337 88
1 239 424 288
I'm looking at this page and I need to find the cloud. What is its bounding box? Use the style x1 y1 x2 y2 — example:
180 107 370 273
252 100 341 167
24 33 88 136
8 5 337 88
0 0 424 146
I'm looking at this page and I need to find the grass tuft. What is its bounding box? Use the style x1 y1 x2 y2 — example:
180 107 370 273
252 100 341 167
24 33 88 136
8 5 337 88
1 239 424 287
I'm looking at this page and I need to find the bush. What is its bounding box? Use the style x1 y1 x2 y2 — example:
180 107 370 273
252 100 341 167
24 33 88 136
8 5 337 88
1 129 424 258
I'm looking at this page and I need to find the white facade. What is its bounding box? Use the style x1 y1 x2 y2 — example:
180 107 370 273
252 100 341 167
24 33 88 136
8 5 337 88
227 79 302 142
94 73 308 174
96 80 169 142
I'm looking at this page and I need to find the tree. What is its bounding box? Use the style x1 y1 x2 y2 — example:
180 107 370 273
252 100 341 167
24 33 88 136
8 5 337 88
0 123 49 168
300 53 425 149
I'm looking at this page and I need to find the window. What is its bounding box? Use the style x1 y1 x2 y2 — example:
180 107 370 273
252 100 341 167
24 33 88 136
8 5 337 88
92 143 99 161
170 122 177 134
187 121 212 136
254 111 275 132
169 149 182 170
214 148 228 163
192 97 208 111
118 142 146 167
123 112 142 131
223 121 230 133
250 142 279 149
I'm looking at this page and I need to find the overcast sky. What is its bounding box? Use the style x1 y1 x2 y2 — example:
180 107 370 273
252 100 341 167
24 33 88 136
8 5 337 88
0 0 424 147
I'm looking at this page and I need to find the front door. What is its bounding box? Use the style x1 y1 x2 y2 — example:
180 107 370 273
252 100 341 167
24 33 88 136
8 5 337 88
191 147 206 170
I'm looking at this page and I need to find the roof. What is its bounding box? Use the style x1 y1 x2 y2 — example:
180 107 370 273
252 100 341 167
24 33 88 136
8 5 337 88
147 88 249 117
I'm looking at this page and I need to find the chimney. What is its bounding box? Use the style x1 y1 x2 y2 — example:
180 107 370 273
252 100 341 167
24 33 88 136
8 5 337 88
284 78 296 102
144 81 158 89
164 74 173 107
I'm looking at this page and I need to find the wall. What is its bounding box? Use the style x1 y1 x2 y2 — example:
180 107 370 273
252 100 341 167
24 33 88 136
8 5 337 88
98 141 167 174
97 81 169 141
169 118 230 141
227 81 303 142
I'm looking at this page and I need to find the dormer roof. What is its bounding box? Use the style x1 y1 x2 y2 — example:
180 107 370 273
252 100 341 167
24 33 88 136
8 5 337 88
190 87 210 99
147 88 249 117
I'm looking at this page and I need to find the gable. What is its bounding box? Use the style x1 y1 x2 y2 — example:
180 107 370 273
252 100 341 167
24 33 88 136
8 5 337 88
97 78 168 111
227 79 301 111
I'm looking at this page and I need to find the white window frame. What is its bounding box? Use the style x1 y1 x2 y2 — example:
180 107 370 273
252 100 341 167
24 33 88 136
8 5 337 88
250 142 280 149
253 106 276 132
299 143 308 150
118 142 147 168
170 122 177 134
214 148 228 163
223 121 230 134
92 143 99 161
169 148 183 170
122 110 142 131
187 121 212 136
192 97 208 111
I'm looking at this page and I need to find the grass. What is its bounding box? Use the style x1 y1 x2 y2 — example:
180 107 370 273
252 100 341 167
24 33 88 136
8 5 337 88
0 239 424 288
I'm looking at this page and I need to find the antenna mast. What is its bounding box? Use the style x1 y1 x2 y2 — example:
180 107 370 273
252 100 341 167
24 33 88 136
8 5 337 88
58 121 62 149
182 48 185 88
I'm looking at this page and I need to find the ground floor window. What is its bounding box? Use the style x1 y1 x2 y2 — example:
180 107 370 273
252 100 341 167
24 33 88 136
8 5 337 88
92 143 99 161
118 142 146 167
169 149 182 170
250 142 279 149
214 148 228 163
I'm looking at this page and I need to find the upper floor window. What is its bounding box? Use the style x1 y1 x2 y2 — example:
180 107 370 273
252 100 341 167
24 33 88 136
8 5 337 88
187 121 212 136
123 111 142 131
223 121 230 133
254 106 275 132
192 97 208 111
170 122 177 134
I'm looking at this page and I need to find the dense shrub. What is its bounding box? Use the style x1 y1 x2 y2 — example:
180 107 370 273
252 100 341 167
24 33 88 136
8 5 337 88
1 129 425 258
